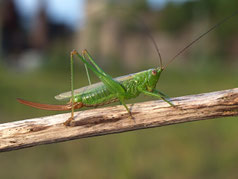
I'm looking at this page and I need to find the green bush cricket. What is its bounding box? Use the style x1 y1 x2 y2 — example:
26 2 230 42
17 12 238 126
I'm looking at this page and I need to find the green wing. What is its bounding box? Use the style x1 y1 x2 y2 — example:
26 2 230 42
55 73 136 101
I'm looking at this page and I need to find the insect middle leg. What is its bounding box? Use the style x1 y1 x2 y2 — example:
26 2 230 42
119 97 132 117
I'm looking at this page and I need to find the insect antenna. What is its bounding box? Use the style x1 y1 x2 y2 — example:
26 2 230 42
106 9 164 69
83 10 164 69
163 11 238 70
138 19 163 69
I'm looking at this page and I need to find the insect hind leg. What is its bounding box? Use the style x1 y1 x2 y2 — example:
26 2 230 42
82 49 106 75
64 102 84 126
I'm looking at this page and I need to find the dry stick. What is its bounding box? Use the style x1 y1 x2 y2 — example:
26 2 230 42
1 88 238 152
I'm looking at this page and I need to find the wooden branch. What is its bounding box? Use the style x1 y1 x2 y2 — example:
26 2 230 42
1 88 238 152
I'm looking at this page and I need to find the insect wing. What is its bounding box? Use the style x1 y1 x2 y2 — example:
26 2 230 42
55 81 103 100
55 73 135 101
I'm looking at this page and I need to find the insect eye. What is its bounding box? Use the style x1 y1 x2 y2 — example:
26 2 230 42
152 70 157 76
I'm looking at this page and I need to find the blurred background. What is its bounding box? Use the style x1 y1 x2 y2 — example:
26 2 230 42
0 0 238 178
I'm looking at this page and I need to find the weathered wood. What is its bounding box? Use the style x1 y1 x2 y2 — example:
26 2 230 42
0 88 238 152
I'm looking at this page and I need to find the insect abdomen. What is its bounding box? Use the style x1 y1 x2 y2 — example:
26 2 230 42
75 71 148 106
79 86 118 106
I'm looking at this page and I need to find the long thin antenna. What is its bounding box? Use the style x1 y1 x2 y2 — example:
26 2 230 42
163 10 238 70
114 10 164 69
138 19 163 69
82 8 164 69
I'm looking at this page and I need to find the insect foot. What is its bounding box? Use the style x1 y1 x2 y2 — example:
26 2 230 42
64 117 74 126
64 102 83 126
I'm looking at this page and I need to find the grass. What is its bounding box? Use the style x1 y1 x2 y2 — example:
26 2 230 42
0 61 237 179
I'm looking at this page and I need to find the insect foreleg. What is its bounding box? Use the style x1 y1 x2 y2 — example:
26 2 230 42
140 89 174 106
155 89 174 106
155 89 171 100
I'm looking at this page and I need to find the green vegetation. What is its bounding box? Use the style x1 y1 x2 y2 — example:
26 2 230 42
0 58 237 178
0 0 238 178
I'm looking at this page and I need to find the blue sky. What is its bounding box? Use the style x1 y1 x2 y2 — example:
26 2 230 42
14 0 85 28
148 0 191 9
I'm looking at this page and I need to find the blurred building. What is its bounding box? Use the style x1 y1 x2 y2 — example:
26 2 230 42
73 0 199 70
0 0 73 70
1 0 237 71
73 0 238 70
74 0 157 69
0 0 26 62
